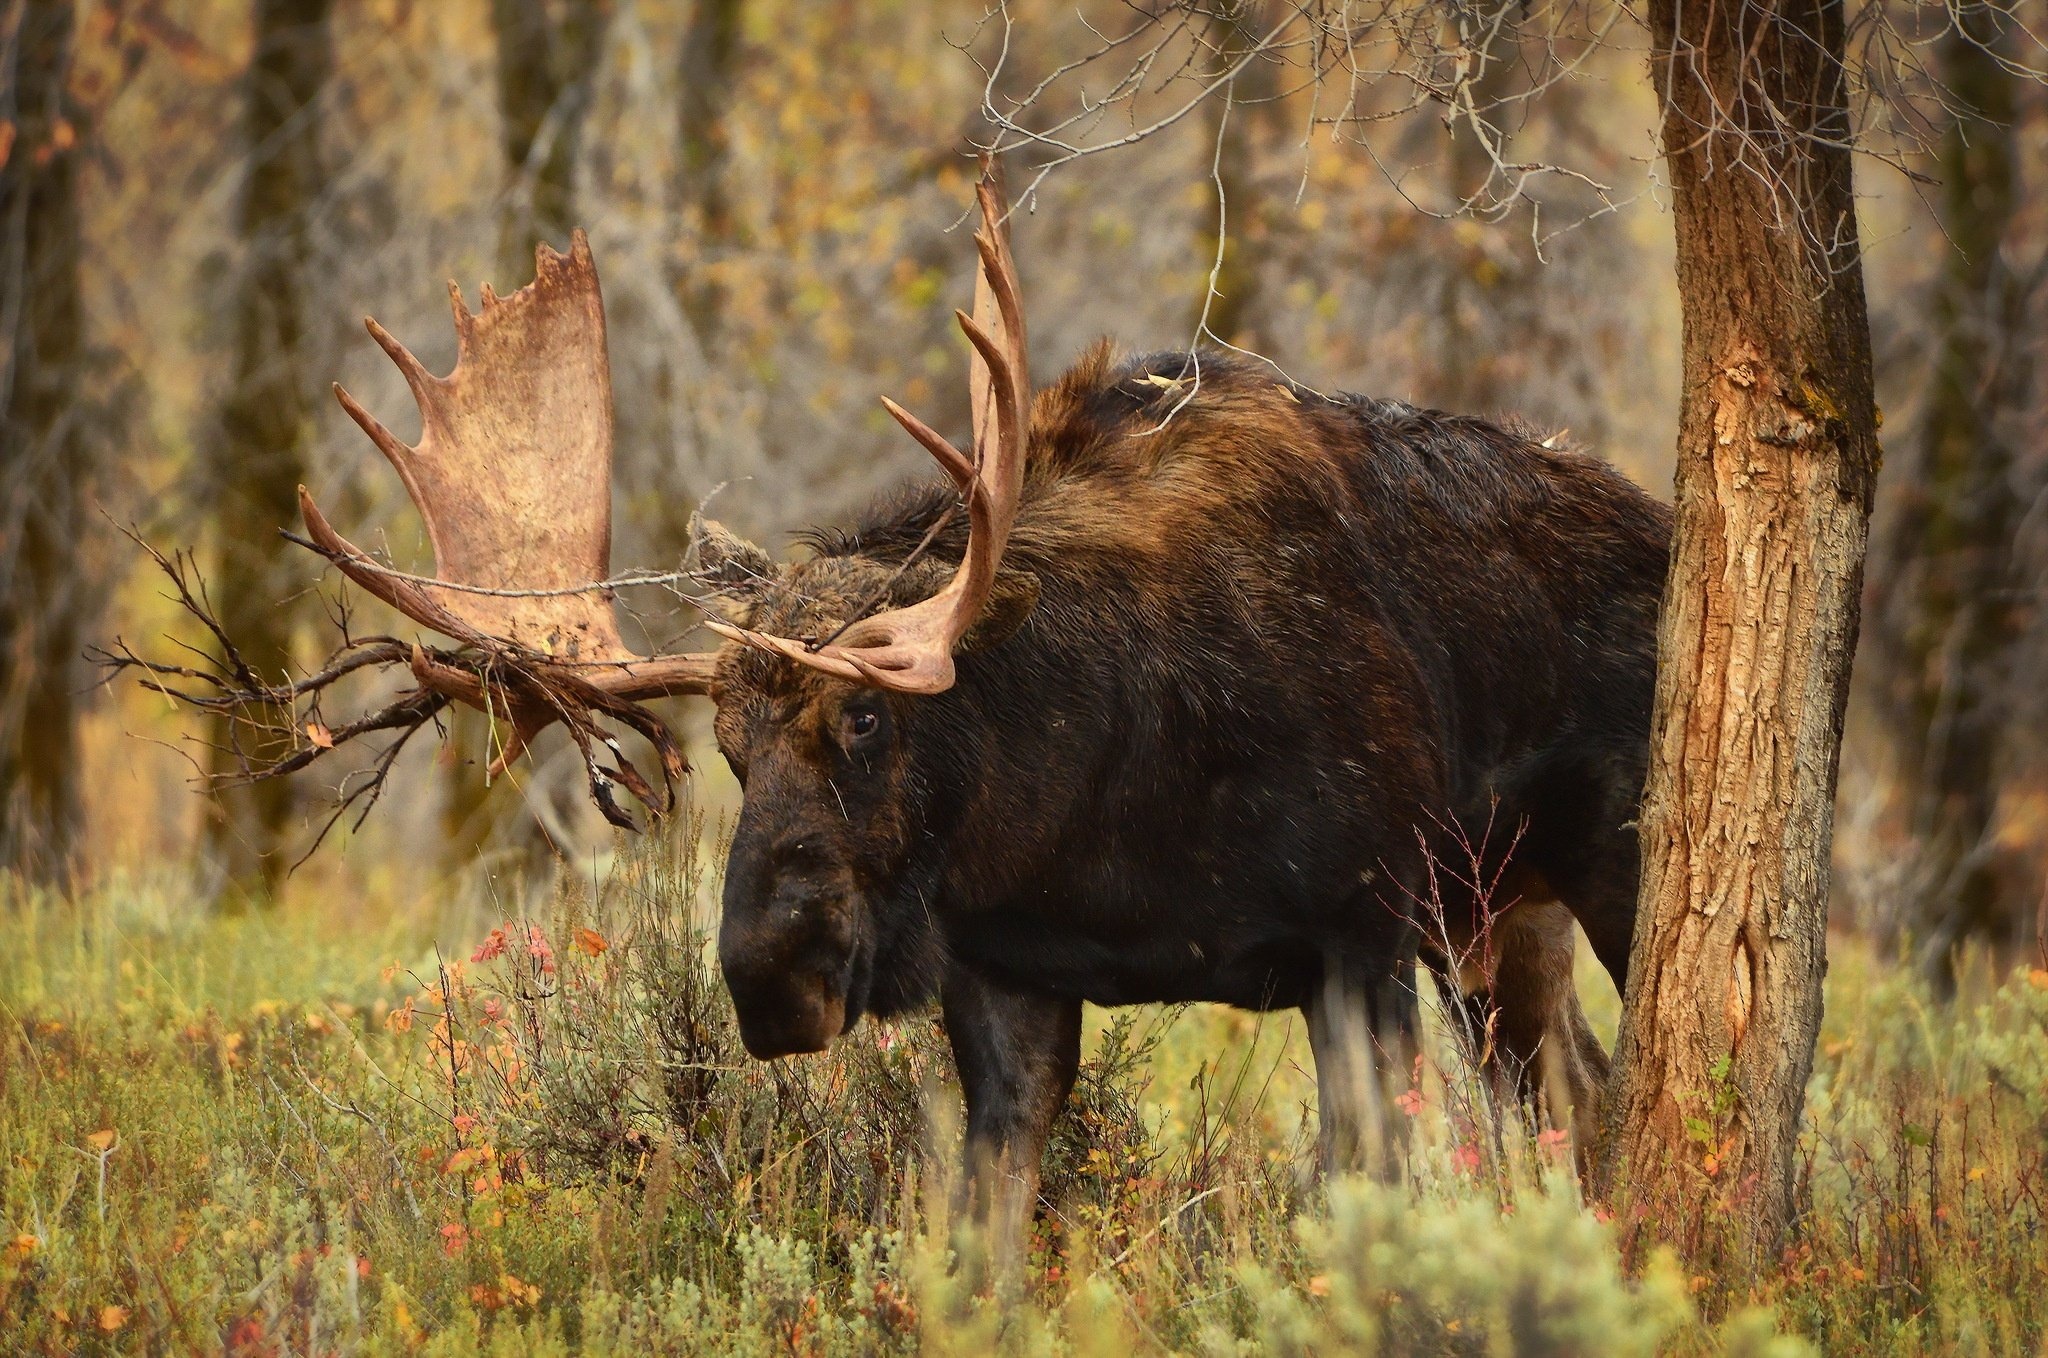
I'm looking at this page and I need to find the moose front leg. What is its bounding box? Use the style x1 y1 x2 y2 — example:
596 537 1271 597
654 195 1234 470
1305 949 1420 1178
940 966 1082 1253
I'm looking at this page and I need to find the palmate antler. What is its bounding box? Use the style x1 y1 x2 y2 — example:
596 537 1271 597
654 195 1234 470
106 159 1031 839
303 231 719 803
708 170 1031 694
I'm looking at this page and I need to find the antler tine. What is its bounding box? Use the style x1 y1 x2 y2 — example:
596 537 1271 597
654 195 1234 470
943 170 1031 635
879 396 976 493
332 381 433 518
967 168 1026 458
713 156 1032 696
364 314 442 406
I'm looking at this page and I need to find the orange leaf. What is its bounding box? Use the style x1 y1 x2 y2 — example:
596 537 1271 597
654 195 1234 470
86 1128 116 1152
443 1147 485 1176
306 721 335 749
573 927 609 956
98 1306 130 1332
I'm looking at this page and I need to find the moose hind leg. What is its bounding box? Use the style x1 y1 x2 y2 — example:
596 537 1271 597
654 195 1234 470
1483 897 1609 1161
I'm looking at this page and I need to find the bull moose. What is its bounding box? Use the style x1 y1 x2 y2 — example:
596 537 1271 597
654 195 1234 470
182 164 1671 1233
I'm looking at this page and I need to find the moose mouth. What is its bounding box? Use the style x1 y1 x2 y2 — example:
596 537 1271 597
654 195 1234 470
730 937 875 1060
735 985 845 1059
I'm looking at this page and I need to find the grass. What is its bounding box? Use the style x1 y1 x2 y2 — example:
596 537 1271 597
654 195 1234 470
2 835 2045 1356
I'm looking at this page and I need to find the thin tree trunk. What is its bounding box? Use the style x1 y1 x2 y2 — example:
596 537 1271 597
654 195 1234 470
205 0 334 891
1869 16 2029 975
1418 10 1519 418
616 0 746 557
1198 3 1279 351
0 0 87 878
1601 0 1880 1274
490 0 613 280
676 0 743 342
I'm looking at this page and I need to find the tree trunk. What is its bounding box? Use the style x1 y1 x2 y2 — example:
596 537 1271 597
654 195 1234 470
205 0 334 891
490 0 613 280
1417 10 1520 419
1867 16 2029 975
676 0 744 341
0 0 88 878
1197 3 1280 351
1600 0 1880 1274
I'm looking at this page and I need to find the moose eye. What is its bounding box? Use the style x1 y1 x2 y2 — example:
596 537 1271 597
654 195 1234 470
841 705 883 747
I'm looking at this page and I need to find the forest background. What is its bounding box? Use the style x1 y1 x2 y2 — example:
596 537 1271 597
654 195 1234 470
4 0 2048 1352
5 0 2045 955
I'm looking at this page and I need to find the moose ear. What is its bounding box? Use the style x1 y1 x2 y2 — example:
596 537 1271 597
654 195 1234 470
959 569 1039 653
692 515 776 592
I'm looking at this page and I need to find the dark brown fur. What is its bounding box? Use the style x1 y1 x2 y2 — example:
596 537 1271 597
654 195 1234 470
709 345 1671 1222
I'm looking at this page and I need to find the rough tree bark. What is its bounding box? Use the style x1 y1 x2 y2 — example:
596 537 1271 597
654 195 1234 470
1600 0 1880 1272
0 0 87 878
205 0 334 890
1868 15 2031 975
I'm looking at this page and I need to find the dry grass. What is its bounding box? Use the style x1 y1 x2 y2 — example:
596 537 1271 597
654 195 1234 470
2 836 2044 1355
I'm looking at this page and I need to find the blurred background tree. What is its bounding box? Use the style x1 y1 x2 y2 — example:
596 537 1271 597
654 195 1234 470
201 0 334 892
491 0 612 279
1 0 88 879
673 0 741 341
1863 10 2047 983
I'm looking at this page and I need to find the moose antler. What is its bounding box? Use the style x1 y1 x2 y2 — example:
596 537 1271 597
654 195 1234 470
103 160 1032 847
709 161 1031 695
101 233 722 837
289 230 719 824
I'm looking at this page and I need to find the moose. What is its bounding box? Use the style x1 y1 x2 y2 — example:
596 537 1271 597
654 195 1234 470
135 164 1671 1233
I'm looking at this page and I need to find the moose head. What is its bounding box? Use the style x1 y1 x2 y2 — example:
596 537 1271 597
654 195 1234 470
290 166 1032 1059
